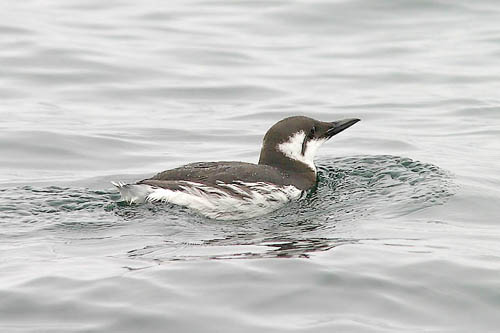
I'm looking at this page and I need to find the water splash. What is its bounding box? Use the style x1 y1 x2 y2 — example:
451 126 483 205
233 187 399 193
0 155 455 262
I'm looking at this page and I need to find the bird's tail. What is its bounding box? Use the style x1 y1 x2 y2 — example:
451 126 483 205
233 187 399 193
111 181 155 204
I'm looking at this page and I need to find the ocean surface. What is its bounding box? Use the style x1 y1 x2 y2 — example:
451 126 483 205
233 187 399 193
1 0 500 332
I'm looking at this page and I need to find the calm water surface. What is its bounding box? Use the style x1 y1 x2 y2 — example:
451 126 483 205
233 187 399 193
1 0 500 332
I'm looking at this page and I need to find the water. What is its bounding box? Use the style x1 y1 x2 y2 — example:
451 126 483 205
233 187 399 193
1 0 500 331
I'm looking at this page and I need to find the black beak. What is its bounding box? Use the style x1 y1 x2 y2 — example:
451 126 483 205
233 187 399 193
326 118 360 138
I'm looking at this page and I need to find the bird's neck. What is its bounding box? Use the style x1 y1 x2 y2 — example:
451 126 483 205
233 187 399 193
258 146 317 187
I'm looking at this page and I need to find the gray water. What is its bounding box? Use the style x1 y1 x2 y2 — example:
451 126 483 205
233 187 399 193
1 0 500 332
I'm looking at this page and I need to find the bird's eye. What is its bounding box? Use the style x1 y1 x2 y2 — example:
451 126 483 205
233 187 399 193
310 126 316 137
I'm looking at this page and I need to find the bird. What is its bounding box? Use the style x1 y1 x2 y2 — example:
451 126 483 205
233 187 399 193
113 116 360 220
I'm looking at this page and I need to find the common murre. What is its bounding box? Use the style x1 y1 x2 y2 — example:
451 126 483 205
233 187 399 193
113 116 360 220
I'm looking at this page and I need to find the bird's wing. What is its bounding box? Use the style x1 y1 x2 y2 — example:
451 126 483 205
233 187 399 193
138 161 292 187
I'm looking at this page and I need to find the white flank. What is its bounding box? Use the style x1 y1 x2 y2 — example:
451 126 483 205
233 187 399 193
111 181 155 204
277 131 327 173
112 181 302 220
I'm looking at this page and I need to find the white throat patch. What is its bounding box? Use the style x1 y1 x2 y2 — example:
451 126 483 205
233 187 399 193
277 131 327 172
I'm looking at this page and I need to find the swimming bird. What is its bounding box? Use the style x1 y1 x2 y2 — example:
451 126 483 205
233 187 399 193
113 116 360 220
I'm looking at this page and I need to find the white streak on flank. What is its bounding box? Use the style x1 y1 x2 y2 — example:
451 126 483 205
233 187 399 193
111 181 154 204
112 181 301 220
277 131 327 173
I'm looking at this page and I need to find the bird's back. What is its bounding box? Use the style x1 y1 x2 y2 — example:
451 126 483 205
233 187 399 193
139 161 306 189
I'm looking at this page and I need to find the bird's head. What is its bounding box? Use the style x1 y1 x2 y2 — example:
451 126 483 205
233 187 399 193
258 116 360 173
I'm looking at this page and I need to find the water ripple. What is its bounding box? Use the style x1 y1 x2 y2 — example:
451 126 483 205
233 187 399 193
0 155 454 261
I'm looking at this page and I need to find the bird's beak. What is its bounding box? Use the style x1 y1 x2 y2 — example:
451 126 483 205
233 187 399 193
326 118 360 138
